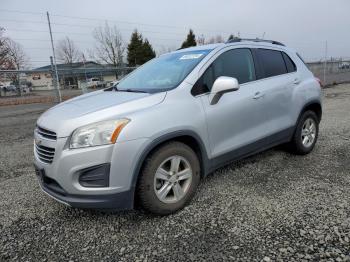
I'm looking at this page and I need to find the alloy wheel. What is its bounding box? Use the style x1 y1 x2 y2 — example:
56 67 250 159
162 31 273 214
301 118 317 148
154 155 193 204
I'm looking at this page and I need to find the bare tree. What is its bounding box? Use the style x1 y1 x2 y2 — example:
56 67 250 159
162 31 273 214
206 35 224 44
215 35 224 43
2 39 29 95
0 28 29 70
195 34 225 45
156 45 176 56
91 23 125 67
0 27 10 69
6 39 29 70
197 34 206 46
56 37 82 64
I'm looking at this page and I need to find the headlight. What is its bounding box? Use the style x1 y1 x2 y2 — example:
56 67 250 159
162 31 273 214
70 119 130 149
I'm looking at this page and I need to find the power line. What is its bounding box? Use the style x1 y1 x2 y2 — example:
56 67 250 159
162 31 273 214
4 19 350 48
0 8 234 35
11 38 173 48
2 24 187 38
5 28 183 42
2 8 347 64
0 18 230 40
50 13 233 35
0 18 185 35
23 47 51 50
0 8 44 16
0 18 45 24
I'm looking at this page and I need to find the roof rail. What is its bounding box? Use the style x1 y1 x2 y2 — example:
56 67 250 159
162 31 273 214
226 38 285 46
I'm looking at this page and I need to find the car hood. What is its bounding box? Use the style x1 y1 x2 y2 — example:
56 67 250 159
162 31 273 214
37 90 166 138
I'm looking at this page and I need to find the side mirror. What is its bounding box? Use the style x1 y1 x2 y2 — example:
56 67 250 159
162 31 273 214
209 76 240 105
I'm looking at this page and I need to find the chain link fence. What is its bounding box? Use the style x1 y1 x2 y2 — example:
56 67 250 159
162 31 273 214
306 60 350 86
1 60 350 105
0 67 136 105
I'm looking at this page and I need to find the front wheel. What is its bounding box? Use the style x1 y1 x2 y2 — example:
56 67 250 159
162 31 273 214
288 110 319 155
137 142 200 215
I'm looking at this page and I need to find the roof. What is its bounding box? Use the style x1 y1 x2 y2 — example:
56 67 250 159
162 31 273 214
171 43 223 54
33 61 101 71
172 39 291 55
30 61 122 77
226 38 285 46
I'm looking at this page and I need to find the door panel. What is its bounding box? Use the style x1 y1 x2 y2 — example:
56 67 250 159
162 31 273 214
246 74 296 138
253 49 298 134
201 82 265 158
198 48 297 160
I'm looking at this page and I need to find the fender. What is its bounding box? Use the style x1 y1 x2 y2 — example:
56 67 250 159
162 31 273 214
291 99 322 138
129 130 210 192
296 99 322 124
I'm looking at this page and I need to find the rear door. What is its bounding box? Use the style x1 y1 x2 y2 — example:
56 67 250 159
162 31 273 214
251 48 298 136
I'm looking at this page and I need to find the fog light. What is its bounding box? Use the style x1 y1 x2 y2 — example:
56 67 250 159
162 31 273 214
78 163 110 188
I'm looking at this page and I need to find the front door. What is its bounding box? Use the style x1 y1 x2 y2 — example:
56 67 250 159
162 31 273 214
199 48 266 159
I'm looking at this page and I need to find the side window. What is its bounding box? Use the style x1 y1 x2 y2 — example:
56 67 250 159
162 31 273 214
282 52 297 73
202 65 215 91
257 49 287 78
213 48 256 85
191 66 214 96
191 48 256 96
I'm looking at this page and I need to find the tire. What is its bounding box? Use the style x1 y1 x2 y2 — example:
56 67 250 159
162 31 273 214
288 110 319 155
137 141 200 215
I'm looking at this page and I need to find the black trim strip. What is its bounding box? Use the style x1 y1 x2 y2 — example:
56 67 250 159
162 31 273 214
209 127 294 172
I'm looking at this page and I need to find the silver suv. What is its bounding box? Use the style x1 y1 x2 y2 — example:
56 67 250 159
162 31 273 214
34 39 322 215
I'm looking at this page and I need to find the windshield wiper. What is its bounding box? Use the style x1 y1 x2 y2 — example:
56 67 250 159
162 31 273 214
122 89 148 93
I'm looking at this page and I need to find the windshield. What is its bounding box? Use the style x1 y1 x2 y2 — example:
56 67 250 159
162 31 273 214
117 49 212 93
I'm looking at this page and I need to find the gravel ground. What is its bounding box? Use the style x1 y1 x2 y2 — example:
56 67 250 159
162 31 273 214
0 85 350 261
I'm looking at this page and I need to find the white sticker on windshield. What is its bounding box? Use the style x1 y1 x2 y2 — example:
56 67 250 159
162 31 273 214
180 54 203 60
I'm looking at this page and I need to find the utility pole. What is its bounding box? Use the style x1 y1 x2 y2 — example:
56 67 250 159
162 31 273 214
50 56 60 102
47 11 62 102
323 41 328 86
81 54 88 94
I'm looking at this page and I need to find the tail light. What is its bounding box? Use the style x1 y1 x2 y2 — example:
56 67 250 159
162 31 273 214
315 77 323 87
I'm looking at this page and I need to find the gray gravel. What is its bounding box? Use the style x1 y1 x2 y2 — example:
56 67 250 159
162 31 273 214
1 85 350 261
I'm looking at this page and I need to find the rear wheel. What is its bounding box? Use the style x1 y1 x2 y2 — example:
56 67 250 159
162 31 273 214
137 142 200 215
288 110 319 155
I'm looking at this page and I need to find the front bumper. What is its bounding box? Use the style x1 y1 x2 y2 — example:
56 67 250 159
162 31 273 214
35 165 134 209
33 131 149 210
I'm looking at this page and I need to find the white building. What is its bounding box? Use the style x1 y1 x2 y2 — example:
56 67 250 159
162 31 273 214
27 62 131 90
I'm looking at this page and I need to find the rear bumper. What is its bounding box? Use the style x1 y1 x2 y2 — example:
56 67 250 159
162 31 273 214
35 165 134 210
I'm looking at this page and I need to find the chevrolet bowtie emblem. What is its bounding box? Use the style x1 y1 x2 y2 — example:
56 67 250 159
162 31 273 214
35 138 42 145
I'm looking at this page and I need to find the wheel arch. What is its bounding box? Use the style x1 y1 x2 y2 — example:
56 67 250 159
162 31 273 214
299 100 322 123
130 131 210 203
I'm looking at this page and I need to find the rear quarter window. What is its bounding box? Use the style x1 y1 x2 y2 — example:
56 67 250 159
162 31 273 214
282 52 297 73
257 49 287 78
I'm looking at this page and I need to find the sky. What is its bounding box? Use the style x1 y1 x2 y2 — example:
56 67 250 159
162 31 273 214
1 0 349 68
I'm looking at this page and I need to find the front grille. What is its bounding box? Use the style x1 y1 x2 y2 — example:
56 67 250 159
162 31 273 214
35 144 55 164
36 126 57 140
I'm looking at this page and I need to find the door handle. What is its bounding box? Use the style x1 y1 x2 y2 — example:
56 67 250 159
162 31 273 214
253 91 265 99
293 78 301 85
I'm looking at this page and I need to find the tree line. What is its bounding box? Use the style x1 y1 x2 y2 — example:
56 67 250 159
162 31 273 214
0 23 238 71
0 27 28 71
56 24 238 68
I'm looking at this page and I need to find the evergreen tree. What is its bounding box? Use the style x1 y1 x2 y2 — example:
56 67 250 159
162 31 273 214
180 29 197 49
127 31 156 66
141 39 156 64
227 34 239 41
127 30 144 66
